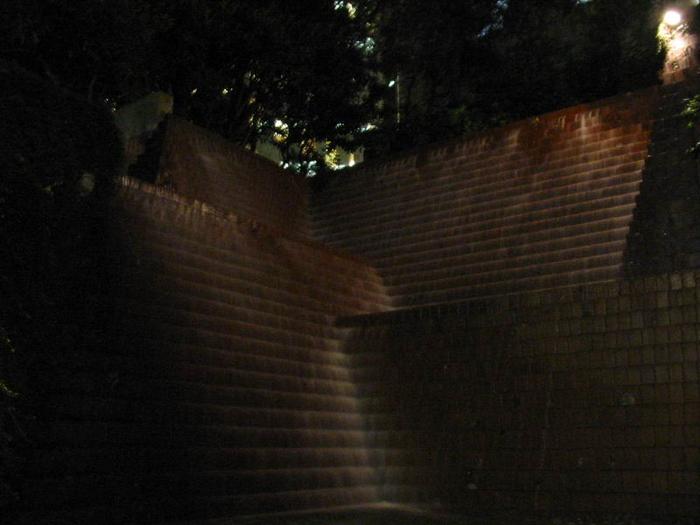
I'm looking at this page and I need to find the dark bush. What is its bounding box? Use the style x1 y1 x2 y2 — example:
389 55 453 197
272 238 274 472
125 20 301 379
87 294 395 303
0 60 122 513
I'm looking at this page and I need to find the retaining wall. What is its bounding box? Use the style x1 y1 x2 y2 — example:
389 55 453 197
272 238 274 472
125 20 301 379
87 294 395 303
21 76 700 521
158 118 311 238
340 274 700 517
312 89 658 307
18 178 390 524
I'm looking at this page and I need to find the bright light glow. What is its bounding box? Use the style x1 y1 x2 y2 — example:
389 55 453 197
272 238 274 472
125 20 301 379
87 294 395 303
334 1 356 18
272 119 289 143
221 88 229 95
670 35 687 52
388 80 396 87
664 10 682 27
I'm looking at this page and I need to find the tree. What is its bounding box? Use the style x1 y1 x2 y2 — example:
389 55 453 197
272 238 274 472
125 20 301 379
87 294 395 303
0 0 160 103
0 0 666 171
161 0 382 173
0 60 123 515
363 0 664 159
364 0 502 157
0 0 380 174
480 0 663 120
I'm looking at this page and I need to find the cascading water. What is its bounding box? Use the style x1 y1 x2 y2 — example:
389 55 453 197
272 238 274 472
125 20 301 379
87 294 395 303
108 177 391 520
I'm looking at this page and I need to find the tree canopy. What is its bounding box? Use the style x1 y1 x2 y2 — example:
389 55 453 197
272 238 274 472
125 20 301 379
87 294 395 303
0 59 123 511
365 0 664 157
1 0 667 171
1 0 380 173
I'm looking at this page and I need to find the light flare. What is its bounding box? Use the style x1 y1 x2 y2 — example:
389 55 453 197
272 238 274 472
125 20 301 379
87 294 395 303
663 9 682 28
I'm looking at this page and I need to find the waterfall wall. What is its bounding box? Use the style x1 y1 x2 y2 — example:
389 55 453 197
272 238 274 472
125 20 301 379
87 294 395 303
312 88 658 307
18 177 391 524
158 118 311 238
20 75 700 522
340 276 700 517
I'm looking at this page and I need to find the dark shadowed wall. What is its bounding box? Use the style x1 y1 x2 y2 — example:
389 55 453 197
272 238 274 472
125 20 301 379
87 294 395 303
18 174 391 522
340 274 700 517
312 76 700 518
626 76 700 276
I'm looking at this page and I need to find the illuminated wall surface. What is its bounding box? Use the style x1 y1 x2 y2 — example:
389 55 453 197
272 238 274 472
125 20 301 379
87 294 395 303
313 77 700 518
314 90 657 307
18 76 700 522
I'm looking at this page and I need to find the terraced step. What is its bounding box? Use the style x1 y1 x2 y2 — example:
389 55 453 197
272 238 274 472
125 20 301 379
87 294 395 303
156 118 312 238
27 446 421 476
126 225 389 308
408 266 622 307
372 222 630 270
128 219 385 287
44 395 369 430
120 271 337 327
318 178 640 254
22 176 399 522
314 144 645 217
314 155 645 238
45 421 375 448
127 289 342 340
22 467 380 508
58 356 359 398
126 251 386 317
122 302 340 353
120 315 352 368
105 337 357 383
311 91 653 306
384 238 627 285
313 133 648 216
42 380 401 430
16 485 383 525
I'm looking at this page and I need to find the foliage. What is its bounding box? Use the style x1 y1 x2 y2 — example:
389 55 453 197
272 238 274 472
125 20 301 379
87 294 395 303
0 60 122 513
0 0 667 171
481 0 663 119
0 0 161 104
0 0 380 174
683 5 700 156
362 0 501 158
683 92 700 155
0 326 20 508
159 1 380 169
364 0 664 158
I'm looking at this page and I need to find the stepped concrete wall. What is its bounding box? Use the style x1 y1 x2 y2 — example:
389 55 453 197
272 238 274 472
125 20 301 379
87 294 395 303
158 117 311 238
311 78 700 518
19 178 391 524
340 274 700 517
21 78 700 522
312 88 658 307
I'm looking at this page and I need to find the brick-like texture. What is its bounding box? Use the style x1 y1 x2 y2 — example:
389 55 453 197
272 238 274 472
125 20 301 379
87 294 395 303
17 178 391 524
338 274 700 518
22 76 700 523
625 74 700 275
158 117 311 238
312 88 658 308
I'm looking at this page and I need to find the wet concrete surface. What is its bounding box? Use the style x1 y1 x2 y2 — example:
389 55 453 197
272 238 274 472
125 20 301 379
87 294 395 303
232 504 473 525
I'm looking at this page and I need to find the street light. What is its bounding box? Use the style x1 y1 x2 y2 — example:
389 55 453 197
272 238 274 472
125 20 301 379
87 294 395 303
663 9 683 28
